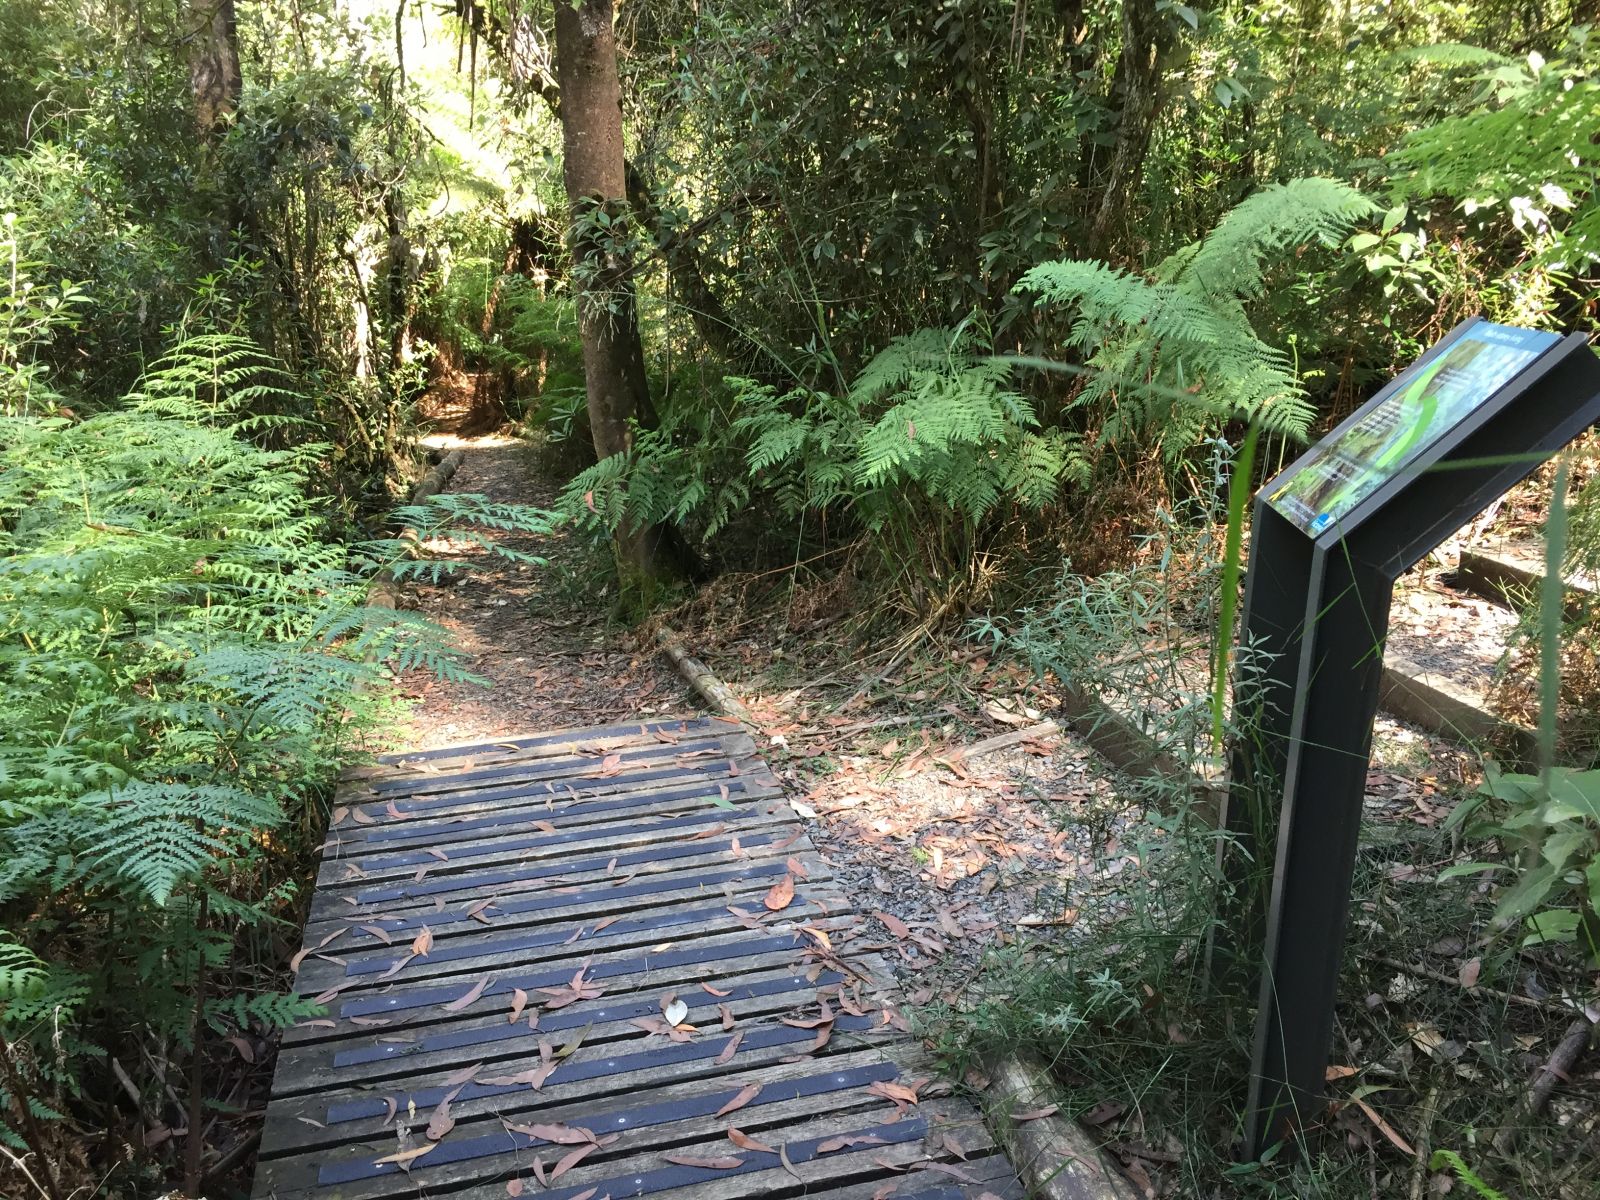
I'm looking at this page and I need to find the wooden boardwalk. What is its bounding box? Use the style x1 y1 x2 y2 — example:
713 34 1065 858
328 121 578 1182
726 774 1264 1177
254 715 1023 1200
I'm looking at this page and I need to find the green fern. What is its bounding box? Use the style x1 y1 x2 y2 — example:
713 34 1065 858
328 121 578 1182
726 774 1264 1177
1018 178 1376 455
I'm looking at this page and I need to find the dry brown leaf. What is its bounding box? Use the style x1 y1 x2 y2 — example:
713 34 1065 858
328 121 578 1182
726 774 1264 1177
359 924 393 945
875 911 911 939
1458 957 1482 989
715 1082 761 1116
663 1155 743 1170
727 1128 776 1154
509 988 529 1024
763 874 796 912
425 1099 455 1141
373 1143 437 1168
715 1032 744 1064
599 754 622 777
701 982 731 997
550 1143 598 1181
443 976 491 1013
1352 1098 1419 1158
411 926 433 957
505 1180 523 1197
1011 1106 1058 1122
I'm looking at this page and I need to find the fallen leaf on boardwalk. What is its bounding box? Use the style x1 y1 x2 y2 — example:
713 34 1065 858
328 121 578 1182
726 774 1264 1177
534 820 557 834
606 857 617 874
866 1080 920 1105
1011 1106 1059 1122
288 947 311 974
441 1062 483 1088
348 1016 389 1027
774 827 806 849
593 916 619 934
719 1003 735 1031
1352 1098 1418 1158
662 997 689 1026
599 754 622 777
426 1099 455 1141
331 806 350 826
556 1024 591 1060
763 874 796 911
312 984 347 1004
816 1134 887 1153
426 847 449 861
715 1032 744 1064
296 1116 325 1128
728 837 744 857
385 800 408 821
940 1133 968 1159
728 1128 777 1154
715 1082 761 1116
373 1143 436 1169
509 989 529 1024
376 953 414 981
382 1097 398 1125
664 1155 743 1170
359 924 393 944
351 808 376 826
701 982 731 997
411 927 433 957
531 1157 548 1186
786 857 810 879
511 1122 597 1145
412 865 431 883
505 1181 523 1197
443 976 491 1012
550 1143 598 1180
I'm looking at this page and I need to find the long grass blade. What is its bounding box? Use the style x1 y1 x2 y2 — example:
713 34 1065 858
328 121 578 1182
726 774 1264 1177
1213 424 1260 750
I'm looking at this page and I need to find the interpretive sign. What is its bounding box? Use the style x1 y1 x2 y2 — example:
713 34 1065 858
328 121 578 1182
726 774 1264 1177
1229 316 1600 1156
1267 323 1560 535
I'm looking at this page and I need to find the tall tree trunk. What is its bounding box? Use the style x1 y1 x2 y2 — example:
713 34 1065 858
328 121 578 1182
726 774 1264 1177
188 0 242 139
553 0 675 584
1087 0 1164 259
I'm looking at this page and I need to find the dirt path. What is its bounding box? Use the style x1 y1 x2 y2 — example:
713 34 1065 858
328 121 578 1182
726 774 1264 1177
389 433 686 749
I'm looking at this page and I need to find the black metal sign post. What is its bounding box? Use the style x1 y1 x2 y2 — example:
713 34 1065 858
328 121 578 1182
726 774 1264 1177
1229 317 1600 1157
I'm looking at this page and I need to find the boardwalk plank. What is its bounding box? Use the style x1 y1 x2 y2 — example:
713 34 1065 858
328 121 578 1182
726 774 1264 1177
252 719 1017 1200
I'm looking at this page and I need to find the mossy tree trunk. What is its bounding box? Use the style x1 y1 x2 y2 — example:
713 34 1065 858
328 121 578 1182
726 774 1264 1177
553 0 679 590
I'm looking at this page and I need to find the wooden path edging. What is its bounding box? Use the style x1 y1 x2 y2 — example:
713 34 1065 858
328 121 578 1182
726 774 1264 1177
254 716 1022 1200
654 626 1139 1200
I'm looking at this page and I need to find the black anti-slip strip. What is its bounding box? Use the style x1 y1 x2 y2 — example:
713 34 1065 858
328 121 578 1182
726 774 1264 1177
318 1058 898 1184
337 831 784 906
367 737 728 797
342 898 759 979
351 777 760 846
332 931 804 1020
346 800 767 875
330 970 845 1070
322 1012 878 1124
374 718 716 764
313 859 792 940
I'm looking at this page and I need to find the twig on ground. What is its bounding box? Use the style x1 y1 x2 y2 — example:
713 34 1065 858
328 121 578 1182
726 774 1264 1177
1407 1086 1439 1200
1492 1015 1594 1154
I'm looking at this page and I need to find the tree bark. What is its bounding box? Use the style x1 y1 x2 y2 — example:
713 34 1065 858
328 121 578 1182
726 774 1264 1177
1088 0 1164 259
188 0 242 140
553 0 675 583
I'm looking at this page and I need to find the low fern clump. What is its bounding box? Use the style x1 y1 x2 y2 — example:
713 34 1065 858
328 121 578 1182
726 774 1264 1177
0 333 479 1163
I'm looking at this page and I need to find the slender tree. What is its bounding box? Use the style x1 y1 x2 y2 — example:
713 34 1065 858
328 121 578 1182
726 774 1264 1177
187 0 242 139
552 0 673 584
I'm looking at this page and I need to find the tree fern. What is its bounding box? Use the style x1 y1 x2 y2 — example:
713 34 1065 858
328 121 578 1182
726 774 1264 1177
1018 178 1376 455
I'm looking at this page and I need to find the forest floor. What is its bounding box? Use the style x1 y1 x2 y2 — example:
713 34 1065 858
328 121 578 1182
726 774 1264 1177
360 422 1599 1198
387 429 1147 999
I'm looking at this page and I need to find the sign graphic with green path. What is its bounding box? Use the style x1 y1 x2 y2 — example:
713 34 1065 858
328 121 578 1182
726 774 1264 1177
1267 323 1560 536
